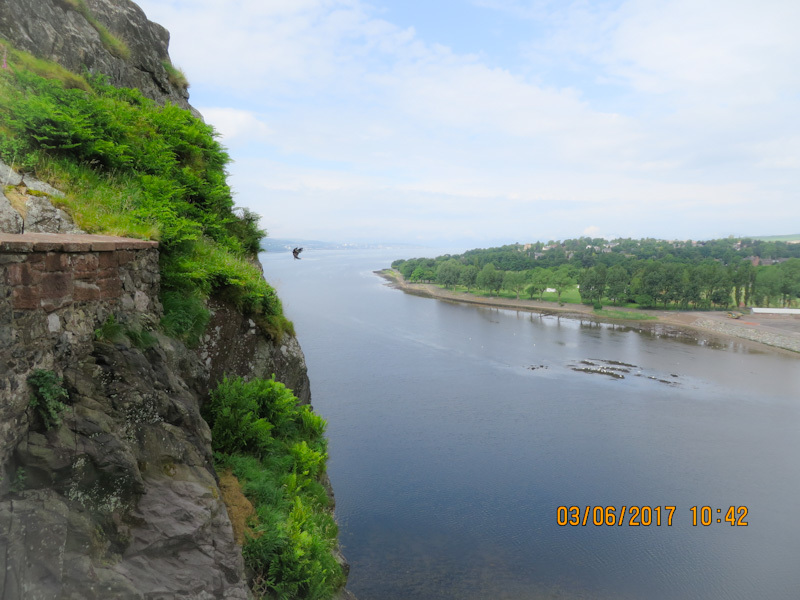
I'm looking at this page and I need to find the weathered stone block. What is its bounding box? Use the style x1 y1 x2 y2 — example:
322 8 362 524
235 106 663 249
91 240 118 252
72 253 100 273
73 281 101 302
116 249 136 265
98 252 118 268
41 272 74 299
12 286 40 309
97 277 122 298
0 239 33 252
45 252 70 272
6 262 41 286
0 254 27 264
41 296 72 313
60 241 94 252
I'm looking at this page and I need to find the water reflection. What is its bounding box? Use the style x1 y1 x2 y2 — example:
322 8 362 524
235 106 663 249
261 249 800 600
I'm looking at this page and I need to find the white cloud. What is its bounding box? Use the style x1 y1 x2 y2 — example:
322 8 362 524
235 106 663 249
133 0 800 244
198 108 272 141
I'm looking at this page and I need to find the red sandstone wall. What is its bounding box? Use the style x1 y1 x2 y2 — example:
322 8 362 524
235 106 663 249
0 233 160 466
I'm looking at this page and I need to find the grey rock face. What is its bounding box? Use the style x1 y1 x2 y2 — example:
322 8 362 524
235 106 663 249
0 192 23 233
22 175 66 199
0 160 23 186
0 162 84 233
197 297 312 405
0 0 191 110
23 195 84 234
0 337 252 600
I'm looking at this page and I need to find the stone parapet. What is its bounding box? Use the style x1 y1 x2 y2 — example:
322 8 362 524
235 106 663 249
0 233 160 467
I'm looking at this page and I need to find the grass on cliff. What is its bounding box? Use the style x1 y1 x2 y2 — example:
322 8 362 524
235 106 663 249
0 45 292 344
205 377 345 600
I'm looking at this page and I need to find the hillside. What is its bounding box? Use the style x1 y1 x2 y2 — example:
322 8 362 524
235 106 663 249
0 1 351 599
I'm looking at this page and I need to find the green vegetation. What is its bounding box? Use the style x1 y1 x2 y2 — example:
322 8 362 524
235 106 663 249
205 377 344 600
1 37 332 600
750 234 800 242
10 467 27 493
161 60 189 91
94 314 156 349
0 45 292 342
593 309 658 321
27 369 69 430
393 237 800 311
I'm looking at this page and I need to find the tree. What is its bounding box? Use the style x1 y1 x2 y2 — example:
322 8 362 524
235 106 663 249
731 262 754 308
410 265 435 282
755 267 781 307
459 265 478 291
684 265 705 308
633 262 664 308
709 267 732 308
778 259 800 307
605 265 629 306
436 259 461 289
549 265 575 303
502 271 527 299
477 263 503 295
578 264 607 305
525 268 550 300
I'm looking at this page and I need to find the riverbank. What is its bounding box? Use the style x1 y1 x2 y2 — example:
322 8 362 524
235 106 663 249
377 269 800 357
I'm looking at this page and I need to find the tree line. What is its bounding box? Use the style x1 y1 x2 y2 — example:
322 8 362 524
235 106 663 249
391 237 800 310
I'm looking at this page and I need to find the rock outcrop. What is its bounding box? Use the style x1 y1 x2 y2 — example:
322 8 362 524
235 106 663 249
197 298 312 405
1 336 251 600
0 0 191 110
0 160 85 235
0 229 254 598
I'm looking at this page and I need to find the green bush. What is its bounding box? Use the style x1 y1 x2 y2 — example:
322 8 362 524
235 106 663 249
206 377 343 600
205 376 325 454
160 291 210 348
27 369 69 430
0 50 287 343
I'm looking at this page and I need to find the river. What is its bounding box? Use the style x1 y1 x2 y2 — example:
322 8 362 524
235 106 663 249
260 247 800 600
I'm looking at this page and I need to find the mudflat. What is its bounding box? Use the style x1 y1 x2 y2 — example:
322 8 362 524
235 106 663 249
378 270 800 357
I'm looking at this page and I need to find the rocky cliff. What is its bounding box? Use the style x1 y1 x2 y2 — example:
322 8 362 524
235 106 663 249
0 227 253 599
0 1 350 598
0 0 190 110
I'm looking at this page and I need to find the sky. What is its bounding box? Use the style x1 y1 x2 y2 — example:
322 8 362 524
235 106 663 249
133 0 800 248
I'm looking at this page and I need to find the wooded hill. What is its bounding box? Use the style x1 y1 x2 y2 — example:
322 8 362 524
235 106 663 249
392 237 800 309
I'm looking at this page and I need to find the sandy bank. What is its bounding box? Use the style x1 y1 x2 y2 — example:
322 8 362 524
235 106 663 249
377 269 800 357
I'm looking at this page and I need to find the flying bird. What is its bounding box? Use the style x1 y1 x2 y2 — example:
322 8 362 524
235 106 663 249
292 247 303 260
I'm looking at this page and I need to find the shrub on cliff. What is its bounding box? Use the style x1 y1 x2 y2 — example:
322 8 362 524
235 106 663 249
27 369 69 430
0 46 292 342
205 376 343 600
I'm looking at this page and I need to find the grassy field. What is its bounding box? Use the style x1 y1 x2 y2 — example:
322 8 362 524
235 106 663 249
593 308 658 320
750 234 800 242
465 286 584 304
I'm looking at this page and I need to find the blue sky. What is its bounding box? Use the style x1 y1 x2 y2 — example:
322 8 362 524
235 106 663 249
134 0 800 247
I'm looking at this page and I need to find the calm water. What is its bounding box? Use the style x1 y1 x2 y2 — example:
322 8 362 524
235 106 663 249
260 248 800 600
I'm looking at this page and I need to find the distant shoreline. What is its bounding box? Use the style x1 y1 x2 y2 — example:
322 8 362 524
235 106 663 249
376 269 800 357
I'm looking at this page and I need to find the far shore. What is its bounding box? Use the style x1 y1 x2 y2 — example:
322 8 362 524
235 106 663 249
376 269 800 357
